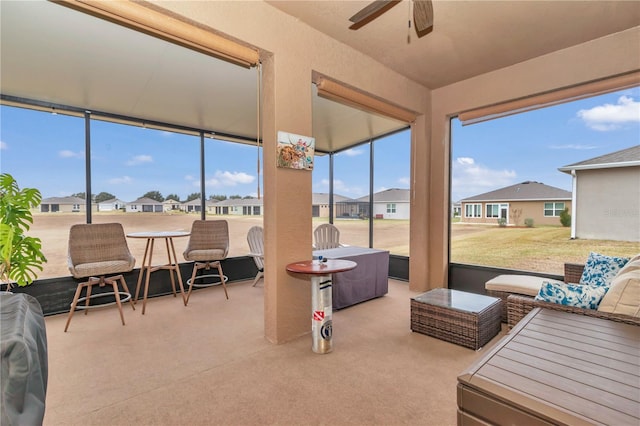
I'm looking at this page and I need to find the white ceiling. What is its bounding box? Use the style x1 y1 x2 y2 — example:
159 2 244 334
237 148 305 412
1 1 638 153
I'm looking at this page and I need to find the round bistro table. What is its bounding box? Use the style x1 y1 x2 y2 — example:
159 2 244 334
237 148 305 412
286 259 357 354
126 231 190 315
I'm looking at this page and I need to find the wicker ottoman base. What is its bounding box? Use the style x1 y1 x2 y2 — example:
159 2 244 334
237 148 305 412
411 289 502 350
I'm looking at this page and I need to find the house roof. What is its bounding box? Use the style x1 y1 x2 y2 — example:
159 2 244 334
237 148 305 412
215 198 263 207
461 181 571 202
558 145 640 173
354 188 410 203
128 197 162 205
312 193 352 204
99 198 126 204
181 199 217 206
41 196 85 205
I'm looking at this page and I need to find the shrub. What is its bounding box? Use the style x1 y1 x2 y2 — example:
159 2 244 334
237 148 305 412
560 208 571 227
497 218 507 227
524 218 534 228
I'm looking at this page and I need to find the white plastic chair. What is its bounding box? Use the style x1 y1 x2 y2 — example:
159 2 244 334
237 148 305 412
313 223 341 250
246 226 264 287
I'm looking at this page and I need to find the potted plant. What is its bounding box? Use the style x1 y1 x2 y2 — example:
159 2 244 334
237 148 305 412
0 173 47 290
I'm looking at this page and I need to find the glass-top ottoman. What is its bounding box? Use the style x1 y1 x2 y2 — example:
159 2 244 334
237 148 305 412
411 288 502 350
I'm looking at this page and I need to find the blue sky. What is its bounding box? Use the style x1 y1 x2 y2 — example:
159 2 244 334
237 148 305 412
1 88 638 202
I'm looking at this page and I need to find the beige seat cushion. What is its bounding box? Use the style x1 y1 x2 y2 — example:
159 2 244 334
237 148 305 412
485 274 564 297
597 255 640 317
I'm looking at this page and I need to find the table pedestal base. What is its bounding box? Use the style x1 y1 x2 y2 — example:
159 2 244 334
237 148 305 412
311 274 333 354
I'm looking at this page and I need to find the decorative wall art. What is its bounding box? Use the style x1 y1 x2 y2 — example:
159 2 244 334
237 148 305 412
276 131 315 170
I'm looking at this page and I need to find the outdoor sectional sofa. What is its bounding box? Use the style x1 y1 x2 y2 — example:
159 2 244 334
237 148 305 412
505 257 640 328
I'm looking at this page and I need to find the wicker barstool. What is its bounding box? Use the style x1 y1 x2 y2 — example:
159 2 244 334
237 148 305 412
183 220 229 304
65 223 136 332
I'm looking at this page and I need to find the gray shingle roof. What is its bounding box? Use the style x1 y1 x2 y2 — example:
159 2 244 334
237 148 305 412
129 197 162 205
356 188 410 202
312 193 352 204
559 145 640 173
41 196 85 204
461 181 571 202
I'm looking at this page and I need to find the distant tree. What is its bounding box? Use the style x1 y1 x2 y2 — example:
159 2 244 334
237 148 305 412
71 192 86 199
243 195 254 199
559 208 571 227
229 194 242 199
209 194 227 201
143 190 164 202
186 192 201 202
94 192 116 203
165 193 180 202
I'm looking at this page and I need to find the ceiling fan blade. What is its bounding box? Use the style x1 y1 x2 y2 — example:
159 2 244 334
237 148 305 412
413 0 434 37
349 0 402 30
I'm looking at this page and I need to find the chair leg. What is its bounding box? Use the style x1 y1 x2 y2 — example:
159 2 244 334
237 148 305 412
252 270 264 287
117 275 135 311
110 280 126 326
217 262 229 299
185 263 200 306
64 283 85 332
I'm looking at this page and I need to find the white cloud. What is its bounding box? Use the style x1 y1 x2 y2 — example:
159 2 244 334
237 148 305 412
457 157 475 165
0 141 7 150
451 157 516 201
205 170 255 188
108 176 132 185
126 155 153 166
397 177 410 186
577 95 640 131
59 150 83 158
184 175 196 181
549 144 597 150
342 148 364 157
316 178 365 197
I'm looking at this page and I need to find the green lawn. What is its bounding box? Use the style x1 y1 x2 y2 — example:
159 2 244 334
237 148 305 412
451 224 639 275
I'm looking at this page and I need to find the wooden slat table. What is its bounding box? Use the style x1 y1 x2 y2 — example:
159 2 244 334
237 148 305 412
457 308 640 425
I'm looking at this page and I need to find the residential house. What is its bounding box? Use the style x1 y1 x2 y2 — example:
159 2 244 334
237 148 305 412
97 198 126 212
162 199 181 212
213 198 263 216
312 193 351 218
38 196 89 213
559 145 640 242
460 181 572 226
126 197 163 213
335 189 410 220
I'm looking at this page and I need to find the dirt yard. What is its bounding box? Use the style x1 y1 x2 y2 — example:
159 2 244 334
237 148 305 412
29 213 419 279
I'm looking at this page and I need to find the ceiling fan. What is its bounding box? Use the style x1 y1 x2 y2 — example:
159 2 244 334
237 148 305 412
349 0 434 38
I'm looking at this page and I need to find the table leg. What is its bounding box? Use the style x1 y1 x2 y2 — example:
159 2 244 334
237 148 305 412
164 238 177 297
134 238 151 305
311 274 333 354
168 237 187 305
141 238 155 315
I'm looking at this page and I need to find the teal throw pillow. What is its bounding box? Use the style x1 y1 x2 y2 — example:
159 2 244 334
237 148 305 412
536 281 608 310
579 252 629 287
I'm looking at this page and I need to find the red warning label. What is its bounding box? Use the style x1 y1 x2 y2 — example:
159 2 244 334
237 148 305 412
313 310 325 321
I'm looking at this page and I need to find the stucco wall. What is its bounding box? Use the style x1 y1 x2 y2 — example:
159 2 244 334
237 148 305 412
575 167 640 242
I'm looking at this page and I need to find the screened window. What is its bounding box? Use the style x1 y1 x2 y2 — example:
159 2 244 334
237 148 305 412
544 202 565 217
386 203 396 213
465 204 482 218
